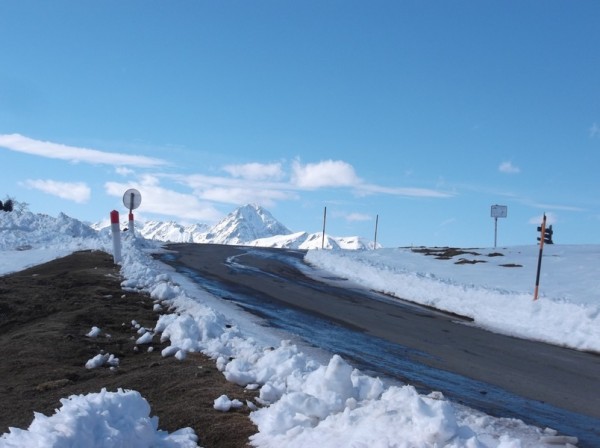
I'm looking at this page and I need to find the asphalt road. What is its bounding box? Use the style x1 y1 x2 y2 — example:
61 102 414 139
158 243 600 445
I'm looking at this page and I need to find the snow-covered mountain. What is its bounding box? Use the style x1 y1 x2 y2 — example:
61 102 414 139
139 221 210 243
93 203 377 250
249 232 377 250
199 203 293 245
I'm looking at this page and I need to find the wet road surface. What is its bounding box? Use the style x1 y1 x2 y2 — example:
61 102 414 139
157 243 600 446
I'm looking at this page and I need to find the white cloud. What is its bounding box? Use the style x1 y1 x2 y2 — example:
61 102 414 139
499 161 520 174
199 187 297 207
176 161 453 206
356 184 453 198
0 134 167 168
169 173 297 206
115 167 135 176
345 213 372 222
527 201 584 212
291 159 361 189
223 162 284 181
104 181 222 222
440 218 457 227
174 173 260 190
156 157 452 217
590 123 600 138
23 179 91 203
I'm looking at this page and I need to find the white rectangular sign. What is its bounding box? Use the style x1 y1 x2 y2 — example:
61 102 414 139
491 205 507 218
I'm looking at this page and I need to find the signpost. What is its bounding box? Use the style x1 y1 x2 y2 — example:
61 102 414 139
122 188 142 237
533 214 548 301
490 205 507 248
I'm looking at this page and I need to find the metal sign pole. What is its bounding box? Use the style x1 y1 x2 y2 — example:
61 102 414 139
490 205 507 248
494 217 498 248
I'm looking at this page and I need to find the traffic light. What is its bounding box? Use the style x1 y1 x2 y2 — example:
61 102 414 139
545 225 553 244
537 224 554 244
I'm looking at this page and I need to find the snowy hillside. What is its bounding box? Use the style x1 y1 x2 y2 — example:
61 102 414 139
0 211 97 251
93 203 377 250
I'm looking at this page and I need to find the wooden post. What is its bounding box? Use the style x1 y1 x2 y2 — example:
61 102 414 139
321 206 327 249
374 214 379 249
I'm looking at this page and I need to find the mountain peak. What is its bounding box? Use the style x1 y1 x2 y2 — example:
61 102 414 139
233 203 267 218
208 204 293 245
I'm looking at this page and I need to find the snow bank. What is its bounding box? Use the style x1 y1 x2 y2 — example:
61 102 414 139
0 389 198 448
305 246 600 352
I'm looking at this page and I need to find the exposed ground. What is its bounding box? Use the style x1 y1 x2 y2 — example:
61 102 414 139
410 246 522 266
0 250 257 447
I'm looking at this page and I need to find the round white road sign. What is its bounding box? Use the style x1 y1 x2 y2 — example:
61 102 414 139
123 189 142 211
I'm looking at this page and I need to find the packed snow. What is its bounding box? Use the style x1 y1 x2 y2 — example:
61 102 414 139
306 245 600 353
1 210 593 447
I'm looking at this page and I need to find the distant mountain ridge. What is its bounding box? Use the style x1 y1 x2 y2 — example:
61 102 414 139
94 203 377 250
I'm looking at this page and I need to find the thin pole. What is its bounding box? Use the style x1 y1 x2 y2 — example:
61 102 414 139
374 214 379 249
494 217 498 248
321 206 327 249
129 192 135 237
533 214 547 301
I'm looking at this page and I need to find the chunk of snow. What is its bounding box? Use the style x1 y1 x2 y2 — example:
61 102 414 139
0 388 198 447
85 353 119 369
86 326 101 338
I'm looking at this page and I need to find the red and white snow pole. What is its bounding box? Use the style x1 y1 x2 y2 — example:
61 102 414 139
110 210 122 264
128 210 135 237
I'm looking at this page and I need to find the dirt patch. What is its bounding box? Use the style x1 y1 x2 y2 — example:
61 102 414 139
0 250 258 447
411 247 482 260
410 248 520 268
454 258 487 265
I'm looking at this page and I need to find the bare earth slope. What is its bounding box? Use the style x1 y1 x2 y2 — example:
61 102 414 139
0 250 257 448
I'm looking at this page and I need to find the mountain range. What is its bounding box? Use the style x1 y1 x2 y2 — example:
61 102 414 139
93 204 377 250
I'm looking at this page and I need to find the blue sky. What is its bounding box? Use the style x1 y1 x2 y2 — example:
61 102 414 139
1 1 599 248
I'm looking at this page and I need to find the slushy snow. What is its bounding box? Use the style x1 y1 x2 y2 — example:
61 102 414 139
1 210 591 447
